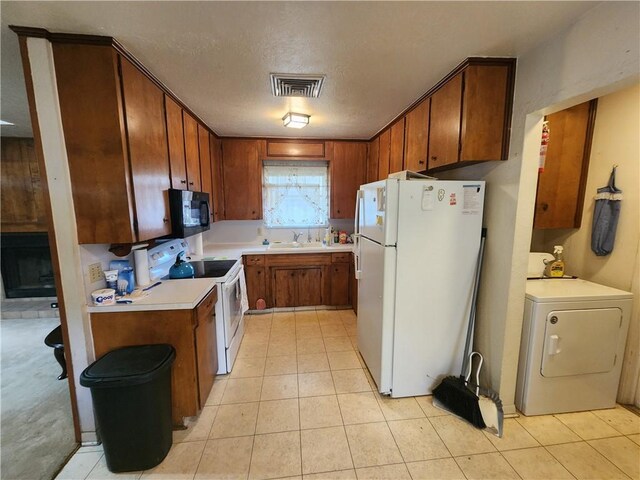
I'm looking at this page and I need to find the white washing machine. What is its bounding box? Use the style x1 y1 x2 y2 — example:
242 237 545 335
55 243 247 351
516 278 632 416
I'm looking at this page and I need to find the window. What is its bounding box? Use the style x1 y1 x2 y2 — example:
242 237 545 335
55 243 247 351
262 161 329 228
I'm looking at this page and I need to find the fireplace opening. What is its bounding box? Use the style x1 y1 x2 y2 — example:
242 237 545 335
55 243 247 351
1 232 56 298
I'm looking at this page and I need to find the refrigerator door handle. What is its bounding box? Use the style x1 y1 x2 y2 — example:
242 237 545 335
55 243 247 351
354 190 363 280
354 190 363 237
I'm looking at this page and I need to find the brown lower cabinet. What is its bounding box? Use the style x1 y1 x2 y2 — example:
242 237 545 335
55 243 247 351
330 252 351 306
244 253 354 308
273 267 323 307
268 254 330 307
245 266 267 310
90 286 217 426
330 263 350 306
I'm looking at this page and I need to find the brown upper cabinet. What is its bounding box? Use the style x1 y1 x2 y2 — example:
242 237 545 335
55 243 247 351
198 124 213 219
183 112 201 191
367 137 379 183
165 95 188 189
266 140 325 158
221 139 263 220
165 95 216 220
389 119 405 174
377 129 391 180
119 58 172 241
428 73 463 169
210 134 225 221
428 60 515 171
403 99 430 171
331 141 367 219
53 43 172 244
534 100 597 229
1 137 48 232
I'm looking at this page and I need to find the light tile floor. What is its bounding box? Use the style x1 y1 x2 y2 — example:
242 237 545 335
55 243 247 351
56 309 640 480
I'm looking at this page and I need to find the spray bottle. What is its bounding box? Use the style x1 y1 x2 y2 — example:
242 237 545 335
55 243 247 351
544 245 565 277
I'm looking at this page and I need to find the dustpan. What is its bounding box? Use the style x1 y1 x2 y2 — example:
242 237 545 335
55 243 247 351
466 352 504 437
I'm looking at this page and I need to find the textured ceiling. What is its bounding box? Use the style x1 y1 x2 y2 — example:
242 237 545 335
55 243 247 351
1 1 599 139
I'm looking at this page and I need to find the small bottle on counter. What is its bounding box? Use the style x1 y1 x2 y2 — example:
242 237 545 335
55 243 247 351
325 227 332 246
544 245 565 277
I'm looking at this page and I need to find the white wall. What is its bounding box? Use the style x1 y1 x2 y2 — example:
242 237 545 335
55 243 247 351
438 2 640 413
531 84 640 405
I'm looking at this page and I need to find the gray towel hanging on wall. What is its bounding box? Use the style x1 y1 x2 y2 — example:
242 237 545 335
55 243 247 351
591 166 622 256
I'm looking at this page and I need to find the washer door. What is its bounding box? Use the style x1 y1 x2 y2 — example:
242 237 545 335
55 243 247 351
541 308 622 378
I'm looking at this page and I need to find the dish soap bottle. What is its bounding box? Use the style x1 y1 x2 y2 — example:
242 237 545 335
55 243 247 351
544 246 565 277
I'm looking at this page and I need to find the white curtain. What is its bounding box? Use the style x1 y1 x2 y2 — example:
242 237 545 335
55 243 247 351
263 162 329 227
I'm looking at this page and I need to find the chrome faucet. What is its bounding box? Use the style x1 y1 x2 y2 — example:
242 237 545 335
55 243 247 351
292 231 303 242
307 228 312 243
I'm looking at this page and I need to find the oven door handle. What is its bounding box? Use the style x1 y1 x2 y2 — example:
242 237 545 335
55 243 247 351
223 265 244 293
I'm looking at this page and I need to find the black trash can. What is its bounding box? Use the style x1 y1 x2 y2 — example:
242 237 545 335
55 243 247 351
80 344 176 473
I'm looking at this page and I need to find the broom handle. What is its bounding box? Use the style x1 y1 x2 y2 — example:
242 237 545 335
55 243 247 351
461 228 487 377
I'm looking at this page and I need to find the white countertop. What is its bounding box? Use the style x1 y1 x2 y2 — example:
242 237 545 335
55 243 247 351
87 242 353 314
87 278 217 313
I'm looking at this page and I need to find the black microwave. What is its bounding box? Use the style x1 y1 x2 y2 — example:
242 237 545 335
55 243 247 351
168 189 211 238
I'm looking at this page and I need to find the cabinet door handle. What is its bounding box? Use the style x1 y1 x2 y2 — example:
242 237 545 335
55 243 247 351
163 218 169 223
180 179 187 184
418 160 425 165
189 181 194 185
431 156 437 161
203 296 214 311
541 203 549 212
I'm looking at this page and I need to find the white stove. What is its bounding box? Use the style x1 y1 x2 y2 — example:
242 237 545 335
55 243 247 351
147 239 247 374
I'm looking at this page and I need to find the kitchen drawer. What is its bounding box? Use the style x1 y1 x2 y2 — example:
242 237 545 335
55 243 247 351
265 253 331 267
196 286 218 321
331 252 351 264
244 255 265 266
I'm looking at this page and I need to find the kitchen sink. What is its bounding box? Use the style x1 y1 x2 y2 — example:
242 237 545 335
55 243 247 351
268 242 324 249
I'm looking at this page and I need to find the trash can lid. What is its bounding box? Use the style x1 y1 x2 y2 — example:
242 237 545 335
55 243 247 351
80 344 175 388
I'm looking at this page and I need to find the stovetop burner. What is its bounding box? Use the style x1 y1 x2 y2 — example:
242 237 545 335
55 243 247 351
163 259 238 280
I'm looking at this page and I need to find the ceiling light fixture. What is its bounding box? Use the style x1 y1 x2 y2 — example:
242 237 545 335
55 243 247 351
0 120 15 126
282 112 310 129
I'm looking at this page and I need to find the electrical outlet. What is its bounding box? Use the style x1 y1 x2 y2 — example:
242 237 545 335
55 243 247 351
88 263 103 283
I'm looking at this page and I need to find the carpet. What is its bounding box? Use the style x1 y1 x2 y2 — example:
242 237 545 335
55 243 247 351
1 316 76 480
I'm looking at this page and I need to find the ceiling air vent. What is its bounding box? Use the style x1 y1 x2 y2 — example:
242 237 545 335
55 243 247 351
270 73 325 98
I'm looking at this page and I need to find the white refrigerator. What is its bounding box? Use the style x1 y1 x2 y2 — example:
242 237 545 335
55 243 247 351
354 178 485 397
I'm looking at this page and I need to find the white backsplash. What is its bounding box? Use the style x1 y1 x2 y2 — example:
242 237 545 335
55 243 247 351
202 219 354 245
79 244 132 303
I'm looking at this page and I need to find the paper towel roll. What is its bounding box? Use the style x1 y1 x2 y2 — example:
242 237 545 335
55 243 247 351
134 249 151 287
191 233 204 256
